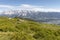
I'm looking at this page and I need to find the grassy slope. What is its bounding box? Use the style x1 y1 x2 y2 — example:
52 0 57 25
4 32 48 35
0 17 60 40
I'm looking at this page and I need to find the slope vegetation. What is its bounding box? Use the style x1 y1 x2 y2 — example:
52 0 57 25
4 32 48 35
0 17 60 40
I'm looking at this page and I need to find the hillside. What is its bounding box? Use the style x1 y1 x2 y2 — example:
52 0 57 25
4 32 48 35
0 17 60 40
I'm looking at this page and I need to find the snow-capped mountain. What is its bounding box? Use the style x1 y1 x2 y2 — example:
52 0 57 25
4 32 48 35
0 10 60 24
0 10 60 19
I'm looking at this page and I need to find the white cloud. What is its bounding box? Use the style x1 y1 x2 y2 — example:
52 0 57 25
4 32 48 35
0 5 14 8
0 4 60 12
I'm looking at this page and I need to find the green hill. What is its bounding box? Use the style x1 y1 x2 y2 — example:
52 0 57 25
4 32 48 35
0 17 60 40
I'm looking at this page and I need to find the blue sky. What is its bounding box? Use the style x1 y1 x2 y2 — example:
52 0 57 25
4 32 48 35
0 0 60 12
0 0 59 7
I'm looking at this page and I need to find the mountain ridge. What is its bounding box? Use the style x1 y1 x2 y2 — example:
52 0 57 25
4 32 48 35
0 10 60 24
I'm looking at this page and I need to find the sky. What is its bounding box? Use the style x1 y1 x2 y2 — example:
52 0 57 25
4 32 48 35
0 0 60 12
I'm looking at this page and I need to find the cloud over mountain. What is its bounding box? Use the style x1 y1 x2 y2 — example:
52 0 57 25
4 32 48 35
0 4 60 12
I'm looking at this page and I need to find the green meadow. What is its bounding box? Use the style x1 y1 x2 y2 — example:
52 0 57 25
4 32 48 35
0 17 60 40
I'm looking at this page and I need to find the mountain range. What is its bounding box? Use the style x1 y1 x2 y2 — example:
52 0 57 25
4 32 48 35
0 10 60 24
